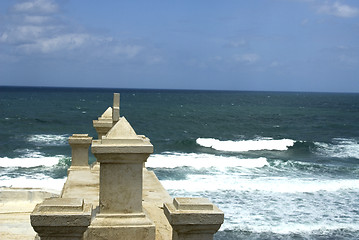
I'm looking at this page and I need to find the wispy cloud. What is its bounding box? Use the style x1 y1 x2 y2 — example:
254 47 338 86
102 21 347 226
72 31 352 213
12 0 58 14
270 61 281 67
317 1 359 18
225 39 247 48
234 53 260 64
0 0 157 62
18 34 92 53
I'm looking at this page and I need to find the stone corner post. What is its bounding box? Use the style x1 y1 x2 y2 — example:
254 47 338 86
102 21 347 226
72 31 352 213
93 107 113 140
85 117 156 240
164 197 224 240
68 134 93 172
30 198 92 240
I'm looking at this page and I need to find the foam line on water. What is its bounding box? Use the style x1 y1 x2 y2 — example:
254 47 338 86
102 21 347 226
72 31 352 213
0 175 66 193
235 221 359 235
0 155 63 167
316 138 359 159
147 152 269 169
196 138 295 152
27 134 68 146
161 175 359 193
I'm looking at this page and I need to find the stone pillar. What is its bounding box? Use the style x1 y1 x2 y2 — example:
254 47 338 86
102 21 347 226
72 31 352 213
93 93 120 139
85 117 155 240
112 93 120 123
68 134 93 172
93 107 113 139
164 198 224 240
31 198 92 240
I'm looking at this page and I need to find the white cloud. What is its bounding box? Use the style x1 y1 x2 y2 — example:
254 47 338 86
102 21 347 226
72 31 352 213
270 61 281 67
18 34 91 53
13 0 58 14
234 53 260 64
338 54 356 63
113 45 143 58
301 18 309 25
0 0 159 65
226 39 246 48
3 25 52 43
147 56 163 64
24 15 51 24
317 1 359 18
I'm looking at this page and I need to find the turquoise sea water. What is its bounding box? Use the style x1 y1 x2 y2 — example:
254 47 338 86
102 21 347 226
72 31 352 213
1 87 359 239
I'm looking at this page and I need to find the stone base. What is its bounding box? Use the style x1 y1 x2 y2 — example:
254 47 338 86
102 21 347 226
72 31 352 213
31 198 92 240
84 213 155 240
67 166 90 174
90 162 100 171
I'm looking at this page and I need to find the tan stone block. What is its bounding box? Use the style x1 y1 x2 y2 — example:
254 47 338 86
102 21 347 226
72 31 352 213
31 198 92 240
85 213 155 240
164 198 224 240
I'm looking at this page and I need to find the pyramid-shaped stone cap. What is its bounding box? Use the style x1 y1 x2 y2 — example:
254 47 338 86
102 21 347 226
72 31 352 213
92 117 153 154
93 107 113 129
99 107 113 120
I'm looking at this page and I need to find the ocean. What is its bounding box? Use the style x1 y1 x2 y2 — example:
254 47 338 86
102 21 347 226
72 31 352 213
1 86 359 239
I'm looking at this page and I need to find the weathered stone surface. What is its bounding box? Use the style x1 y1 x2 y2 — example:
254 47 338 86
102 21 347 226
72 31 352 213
87 111 156 240
85 212 155 240
164 198 224 240
92 118 153 154
112 93 120 122
37 198 84 212
93 107 114 139
99 107 112 120
68 134 92 172
0 188 59 240
31 198 92 240
173 197 213 211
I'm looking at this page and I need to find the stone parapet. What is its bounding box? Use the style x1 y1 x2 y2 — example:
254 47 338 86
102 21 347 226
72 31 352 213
164 198 224 240
30 198 92 240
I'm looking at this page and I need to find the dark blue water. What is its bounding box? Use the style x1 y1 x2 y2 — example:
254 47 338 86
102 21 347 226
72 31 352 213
1 87 359 239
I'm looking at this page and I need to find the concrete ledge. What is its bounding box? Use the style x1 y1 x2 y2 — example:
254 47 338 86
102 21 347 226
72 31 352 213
0 188 59 240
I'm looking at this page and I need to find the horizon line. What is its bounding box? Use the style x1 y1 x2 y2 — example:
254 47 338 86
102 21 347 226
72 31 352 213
0 85 358 95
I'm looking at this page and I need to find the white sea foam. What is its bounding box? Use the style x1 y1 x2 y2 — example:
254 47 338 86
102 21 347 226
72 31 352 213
146 152 269 169
316 138 359 159
0 175 66 193
196 137 295 152
0 155 63 167
234 221 359 235
161 174 359 193
27 134 68 146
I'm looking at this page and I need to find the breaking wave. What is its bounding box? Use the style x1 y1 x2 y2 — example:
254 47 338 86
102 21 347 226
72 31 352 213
196 138 295 152
27 134 68 146
0 174 66 193
316 138 359 159
147 152 269 169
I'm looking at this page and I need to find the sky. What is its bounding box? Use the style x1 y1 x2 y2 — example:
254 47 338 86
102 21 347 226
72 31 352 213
0 0 358 92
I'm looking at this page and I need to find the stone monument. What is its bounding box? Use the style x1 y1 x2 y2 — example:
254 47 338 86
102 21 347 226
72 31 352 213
85 117 156 239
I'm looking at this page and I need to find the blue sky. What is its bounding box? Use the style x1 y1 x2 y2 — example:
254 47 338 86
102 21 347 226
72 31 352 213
0 0 358 92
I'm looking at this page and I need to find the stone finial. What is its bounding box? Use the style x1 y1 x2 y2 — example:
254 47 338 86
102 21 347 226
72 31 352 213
93 107 113 139
31 198 92 240
68 134 93 172
164 197 224 240
100 107 112 120
112 93 120 123
93 117 153 155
